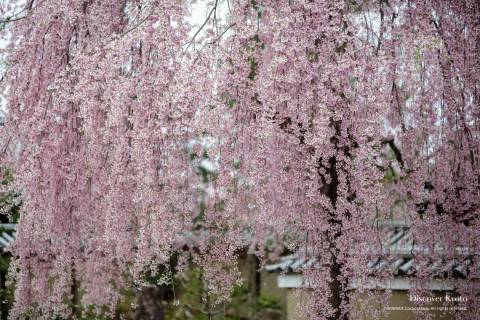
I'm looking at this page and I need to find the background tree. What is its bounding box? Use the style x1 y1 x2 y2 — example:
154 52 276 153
0 0 478 319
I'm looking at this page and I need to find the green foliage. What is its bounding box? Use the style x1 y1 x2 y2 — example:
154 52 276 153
227 98 237 109
0 168 19 319
247 57 258 81
0 168 20 223
0 255 13 320
164 264 282 320
255 293 281 311
166 266 233 320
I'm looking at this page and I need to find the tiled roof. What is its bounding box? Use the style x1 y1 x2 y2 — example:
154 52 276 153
265 254 476 279
265 221 477 279
0 224 16 249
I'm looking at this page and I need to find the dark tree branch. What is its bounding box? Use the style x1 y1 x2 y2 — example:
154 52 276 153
382 137 404 168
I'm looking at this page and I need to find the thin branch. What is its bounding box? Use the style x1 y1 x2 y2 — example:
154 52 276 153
205 23 235 46
1 136 11 155
376 4 385 55
213 0 218 35
183 0 218 51
0 15 27 24
112 8 155 43
0 6 30 24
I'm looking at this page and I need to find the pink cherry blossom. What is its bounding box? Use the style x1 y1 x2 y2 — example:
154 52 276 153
0 0 478 319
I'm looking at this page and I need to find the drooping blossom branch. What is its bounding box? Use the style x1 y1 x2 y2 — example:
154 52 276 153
0 0 478 319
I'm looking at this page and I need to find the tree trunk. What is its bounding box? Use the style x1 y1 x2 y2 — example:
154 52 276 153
320 119 350 320
247 253 260 317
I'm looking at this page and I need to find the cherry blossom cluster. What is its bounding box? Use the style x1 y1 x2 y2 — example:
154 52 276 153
0 0 478 319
